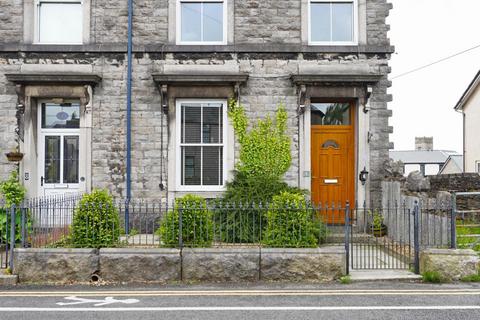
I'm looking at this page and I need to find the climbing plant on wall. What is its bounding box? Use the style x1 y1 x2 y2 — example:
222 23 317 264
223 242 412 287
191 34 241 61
227 99 291 179
217 100 303 243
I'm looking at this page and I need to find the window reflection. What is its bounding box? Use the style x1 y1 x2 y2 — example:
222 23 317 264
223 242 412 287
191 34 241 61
311 103 351 125
42 103 80 129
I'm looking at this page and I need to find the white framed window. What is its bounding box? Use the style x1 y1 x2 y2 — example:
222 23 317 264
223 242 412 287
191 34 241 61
35 0 83 44
308 0 358 45
176 0 227 45
176 100 227 191
476 161 480 174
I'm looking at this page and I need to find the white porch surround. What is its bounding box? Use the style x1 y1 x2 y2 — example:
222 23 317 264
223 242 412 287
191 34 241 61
6 71 101 198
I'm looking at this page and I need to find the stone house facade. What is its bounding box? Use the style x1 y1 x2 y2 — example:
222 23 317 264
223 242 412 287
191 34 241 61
0 0 393 208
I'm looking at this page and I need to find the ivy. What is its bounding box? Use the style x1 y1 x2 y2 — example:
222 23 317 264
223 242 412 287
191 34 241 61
228 100 291 179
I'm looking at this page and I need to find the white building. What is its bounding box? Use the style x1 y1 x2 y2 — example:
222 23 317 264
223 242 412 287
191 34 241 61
455 70 480 174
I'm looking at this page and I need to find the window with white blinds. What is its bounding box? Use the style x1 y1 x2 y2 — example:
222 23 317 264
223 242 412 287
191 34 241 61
177 100 226 189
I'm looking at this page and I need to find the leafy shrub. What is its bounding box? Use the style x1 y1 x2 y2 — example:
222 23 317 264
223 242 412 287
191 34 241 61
0 171 26 207
0 171 29 243
263 192 327 248
216 171 305 243
70 189 120 248
157 195 213 247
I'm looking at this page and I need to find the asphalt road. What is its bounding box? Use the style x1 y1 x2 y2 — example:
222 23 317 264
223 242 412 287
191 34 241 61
1 282 480 320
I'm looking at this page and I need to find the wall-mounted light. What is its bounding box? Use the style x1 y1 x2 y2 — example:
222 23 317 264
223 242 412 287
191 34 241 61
359 167 369 186
16 103 25 114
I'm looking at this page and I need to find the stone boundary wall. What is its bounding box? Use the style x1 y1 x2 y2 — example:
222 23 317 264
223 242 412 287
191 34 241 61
13 246 345 284
13 248 99 283
420 249 479 282
429 174 480 194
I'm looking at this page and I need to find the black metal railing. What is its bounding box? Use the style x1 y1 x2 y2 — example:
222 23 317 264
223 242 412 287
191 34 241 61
0 194 459 273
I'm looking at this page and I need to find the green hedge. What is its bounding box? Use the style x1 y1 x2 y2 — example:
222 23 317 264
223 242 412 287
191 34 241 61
263 192 327 248
71 189 120 248
157 195 213 247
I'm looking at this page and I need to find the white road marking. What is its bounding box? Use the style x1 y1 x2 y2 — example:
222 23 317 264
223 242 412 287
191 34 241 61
3 289 480 297
56 296 139 307
0 306 479 312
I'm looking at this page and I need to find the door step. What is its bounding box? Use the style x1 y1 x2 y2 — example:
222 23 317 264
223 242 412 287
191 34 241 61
349 270 422 282
0 274 18 286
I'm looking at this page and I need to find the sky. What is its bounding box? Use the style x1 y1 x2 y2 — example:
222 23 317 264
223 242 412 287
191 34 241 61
387 0 480 152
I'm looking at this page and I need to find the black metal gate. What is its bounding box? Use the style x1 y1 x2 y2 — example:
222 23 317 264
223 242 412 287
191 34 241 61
1 206 16 271
345 202 419 274
349 205 418 270
345 200 455 274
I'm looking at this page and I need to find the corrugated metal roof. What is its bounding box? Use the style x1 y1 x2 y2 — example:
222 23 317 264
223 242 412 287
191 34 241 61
389 150 459 164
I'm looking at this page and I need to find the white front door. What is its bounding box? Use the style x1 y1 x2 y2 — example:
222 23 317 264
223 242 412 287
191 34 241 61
38 101 82 196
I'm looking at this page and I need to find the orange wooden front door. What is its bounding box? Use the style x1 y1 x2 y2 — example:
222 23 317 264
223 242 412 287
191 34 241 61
311 110 355 224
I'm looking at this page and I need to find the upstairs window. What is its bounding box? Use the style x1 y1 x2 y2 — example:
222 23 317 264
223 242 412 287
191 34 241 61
36 0 83 44
177 0 226 44
309 0 357 45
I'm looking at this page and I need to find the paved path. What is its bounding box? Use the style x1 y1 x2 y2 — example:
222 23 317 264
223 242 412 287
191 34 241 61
1 283 480 319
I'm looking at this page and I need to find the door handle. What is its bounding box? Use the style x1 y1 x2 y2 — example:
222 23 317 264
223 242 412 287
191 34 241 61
40 176 44 187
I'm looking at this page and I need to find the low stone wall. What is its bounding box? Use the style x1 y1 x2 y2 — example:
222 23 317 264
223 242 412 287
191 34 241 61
261 247 345 282
99 248 181 283
13 248 99 284
420 249 479 281
13 246 345 284
182 248 260 282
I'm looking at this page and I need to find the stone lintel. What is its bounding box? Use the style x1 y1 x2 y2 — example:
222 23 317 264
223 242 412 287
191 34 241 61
0 43 395 54
5 73 102 86
152 73 248 86
291 74 383 86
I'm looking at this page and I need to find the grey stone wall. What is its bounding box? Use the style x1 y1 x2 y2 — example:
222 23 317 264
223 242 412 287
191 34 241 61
369 73 393 206
429 173 480 194
99 248 181 283
366 0 392 45
0 0 23 43
1 1 392 46
235 0 301 44
13 248 99 284
14 247 345 284
420 249 479 282
91 0 168 45
0 58 21 180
